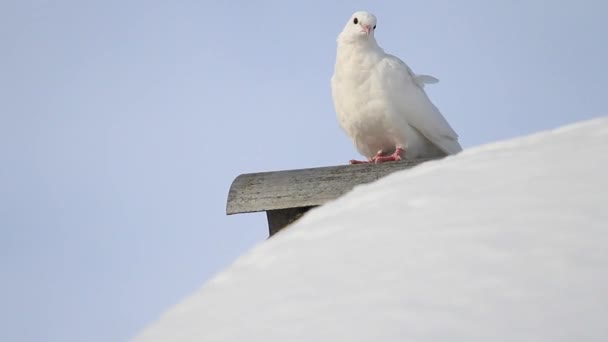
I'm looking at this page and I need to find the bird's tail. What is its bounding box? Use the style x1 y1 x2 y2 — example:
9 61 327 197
437 137 463 155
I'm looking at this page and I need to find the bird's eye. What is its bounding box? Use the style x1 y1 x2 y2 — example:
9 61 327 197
353 18 358 25
373 25 377 29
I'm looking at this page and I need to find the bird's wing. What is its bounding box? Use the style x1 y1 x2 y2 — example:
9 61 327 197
413 75 439 88
381 54 462 154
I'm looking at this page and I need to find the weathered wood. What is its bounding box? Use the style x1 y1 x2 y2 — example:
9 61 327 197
226 158 440 216
266 207 316 236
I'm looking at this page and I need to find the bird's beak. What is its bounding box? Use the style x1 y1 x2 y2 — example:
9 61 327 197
361 24 372 35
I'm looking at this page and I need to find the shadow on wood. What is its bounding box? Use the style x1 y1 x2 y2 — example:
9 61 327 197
226 158 441 236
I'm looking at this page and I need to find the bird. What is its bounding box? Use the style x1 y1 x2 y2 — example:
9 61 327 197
331 11 463 164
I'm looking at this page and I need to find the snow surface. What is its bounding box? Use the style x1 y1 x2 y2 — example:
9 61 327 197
134 117 608 342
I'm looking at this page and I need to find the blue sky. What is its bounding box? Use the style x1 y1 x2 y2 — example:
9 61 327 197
1 1 606 341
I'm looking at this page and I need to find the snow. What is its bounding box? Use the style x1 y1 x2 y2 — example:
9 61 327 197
133 117 608 342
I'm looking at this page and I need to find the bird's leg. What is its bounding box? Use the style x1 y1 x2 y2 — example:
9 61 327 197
373 146 404 163
349 150 384 165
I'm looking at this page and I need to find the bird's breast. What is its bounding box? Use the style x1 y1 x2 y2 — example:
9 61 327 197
333 59 395 129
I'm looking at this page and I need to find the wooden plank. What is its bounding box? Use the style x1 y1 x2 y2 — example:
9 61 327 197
226 158 441 215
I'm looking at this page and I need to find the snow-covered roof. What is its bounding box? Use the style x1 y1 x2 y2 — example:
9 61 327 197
134 117 608 342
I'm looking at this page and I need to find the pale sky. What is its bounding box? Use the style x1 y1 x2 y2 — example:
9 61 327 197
1 1 606 341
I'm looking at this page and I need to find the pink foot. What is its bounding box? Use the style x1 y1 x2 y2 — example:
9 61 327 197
372 147 404 163
349 150 385 164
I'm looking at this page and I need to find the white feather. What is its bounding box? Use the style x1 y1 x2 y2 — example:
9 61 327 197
331 11 462 160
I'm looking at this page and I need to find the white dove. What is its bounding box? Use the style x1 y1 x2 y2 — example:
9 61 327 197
331 11 462 164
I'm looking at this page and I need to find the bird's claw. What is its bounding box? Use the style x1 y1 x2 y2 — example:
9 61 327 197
349 147 404 164
372 147 404 163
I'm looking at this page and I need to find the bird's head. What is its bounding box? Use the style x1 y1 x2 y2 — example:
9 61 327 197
338 11 378 44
